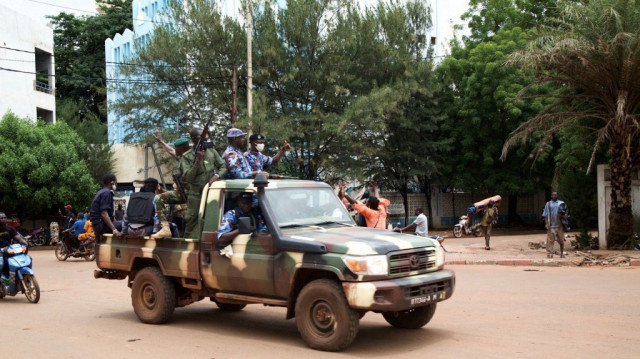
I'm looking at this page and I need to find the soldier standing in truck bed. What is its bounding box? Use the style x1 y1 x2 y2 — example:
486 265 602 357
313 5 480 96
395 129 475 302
179 127 227 238
150 137 190 239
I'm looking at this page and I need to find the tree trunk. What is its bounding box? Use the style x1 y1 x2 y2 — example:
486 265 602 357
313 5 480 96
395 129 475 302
423 185 433 229
507 195 527 226
417 175 434 228
401 177 409 225
606 143 636 248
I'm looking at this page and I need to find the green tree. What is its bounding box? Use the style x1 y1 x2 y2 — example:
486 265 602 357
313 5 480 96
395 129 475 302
436 0 561 223
111 0 246 143
0 113 97 217
344 63 450 224
50 0 133 121
502 0 640 248
463 0 558 43
438 26 554 223
252 0 435 179
56 99 114 184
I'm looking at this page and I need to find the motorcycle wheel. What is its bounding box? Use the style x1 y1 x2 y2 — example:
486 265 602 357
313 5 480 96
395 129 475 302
55 243 68 261
473 226 484 237
34 233 47 246
453 226 463 238
21 274 40 303
84 243 96 261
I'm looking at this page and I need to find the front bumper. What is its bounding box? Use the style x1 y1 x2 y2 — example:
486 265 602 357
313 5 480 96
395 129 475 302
342 269 455 311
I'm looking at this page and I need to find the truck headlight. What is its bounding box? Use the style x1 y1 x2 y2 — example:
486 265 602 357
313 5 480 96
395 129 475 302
342 255 388 275
435 244 445 269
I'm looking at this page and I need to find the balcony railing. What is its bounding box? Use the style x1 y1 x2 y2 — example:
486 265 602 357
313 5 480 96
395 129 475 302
34 80 54 95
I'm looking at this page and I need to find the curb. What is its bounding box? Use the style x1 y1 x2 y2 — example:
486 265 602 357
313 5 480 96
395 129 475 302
446 259 640 266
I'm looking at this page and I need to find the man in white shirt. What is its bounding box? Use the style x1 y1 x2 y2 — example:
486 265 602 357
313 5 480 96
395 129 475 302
395 207 428 237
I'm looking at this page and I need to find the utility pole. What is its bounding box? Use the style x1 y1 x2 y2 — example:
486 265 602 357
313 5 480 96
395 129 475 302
246 2 253 118
231 63 237 127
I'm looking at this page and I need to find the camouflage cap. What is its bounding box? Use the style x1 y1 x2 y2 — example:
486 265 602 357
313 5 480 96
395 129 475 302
226 128 246 138
173 138 189 146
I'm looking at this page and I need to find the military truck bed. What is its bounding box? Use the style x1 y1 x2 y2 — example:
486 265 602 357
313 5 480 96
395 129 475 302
97 234 201 280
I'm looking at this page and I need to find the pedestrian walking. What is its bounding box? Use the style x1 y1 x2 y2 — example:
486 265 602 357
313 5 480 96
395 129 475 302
542 191 569 258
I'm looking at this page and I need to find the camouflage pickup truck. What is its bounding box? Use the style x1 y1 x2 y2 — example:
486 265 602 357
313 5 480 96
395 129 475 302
94 175 455 351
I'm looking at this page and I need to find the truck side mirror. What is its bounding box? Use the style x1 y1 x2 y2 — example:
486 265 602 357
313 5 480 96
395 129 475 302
238 217 254 234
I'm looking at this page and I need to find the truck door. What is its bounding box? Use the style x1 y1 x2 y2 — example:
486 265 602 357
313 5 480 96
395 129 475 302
205 190 276 297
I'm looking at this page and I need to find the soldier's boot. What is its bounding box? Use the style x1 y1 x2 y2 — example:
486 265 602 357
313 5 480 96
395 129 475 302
151 221 172 239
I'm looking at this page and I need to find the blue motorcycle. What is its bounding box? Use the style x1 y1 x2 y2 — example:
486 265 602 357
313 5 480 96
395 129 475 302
0 243 40 303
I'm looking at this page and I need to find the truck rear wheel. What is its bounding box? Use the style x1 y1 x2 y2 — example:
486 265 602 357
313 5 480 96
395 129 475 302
382 303 437 329
131 267 176 324
295 279 359 351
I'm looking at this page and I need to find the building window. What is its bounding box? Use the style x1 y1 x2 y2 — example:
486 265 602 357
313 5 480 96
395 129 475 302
124 42 130 58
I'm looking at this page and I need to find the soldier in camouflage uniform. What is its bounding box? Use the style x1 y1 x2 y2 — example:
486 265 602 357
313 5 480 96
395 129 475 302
151 137 191 239
179 128 227 238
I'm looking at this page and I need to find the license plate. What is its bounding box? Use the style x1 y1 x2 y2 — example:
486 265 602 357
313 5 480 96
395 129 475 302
410 291 446 305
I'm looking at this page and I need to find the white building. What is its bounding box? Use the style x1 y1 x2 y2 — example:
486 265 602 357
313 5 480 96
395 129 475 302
0 3 56 122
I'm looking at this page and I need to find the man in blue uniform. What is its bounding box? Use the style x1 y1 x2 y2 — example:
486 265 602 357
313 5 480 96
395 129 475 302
243 133 290 172
217 193 268 255
223 128 267 179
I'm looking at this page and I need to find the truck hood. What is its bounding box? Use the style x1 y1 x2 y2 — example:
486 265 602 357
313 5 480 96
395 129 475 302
282 226 437 255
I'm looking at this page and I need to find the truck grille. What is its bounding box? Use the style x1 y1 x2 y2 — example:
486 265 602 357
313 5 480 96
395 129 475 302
388 248 436 275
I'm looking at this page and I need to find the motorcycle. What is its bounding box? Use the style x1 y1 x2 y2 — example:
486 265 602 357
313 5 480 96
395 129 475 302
452 215 483 238
24 227 49 247
0 243 40 303
55 231 96 262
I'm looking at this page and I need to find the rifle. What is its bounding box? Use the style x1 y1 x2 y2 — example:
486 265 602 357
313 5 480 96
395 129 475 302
172 172 188 202
193 120 214 164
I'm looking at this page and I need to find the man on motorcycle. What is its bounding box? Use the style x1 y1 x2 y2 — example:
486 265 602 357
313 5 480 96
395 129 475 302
0 212 28 284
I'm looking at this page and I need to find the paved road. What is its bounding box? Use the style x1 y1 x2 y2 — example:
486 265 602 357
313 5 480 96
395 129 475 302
1 251 638 359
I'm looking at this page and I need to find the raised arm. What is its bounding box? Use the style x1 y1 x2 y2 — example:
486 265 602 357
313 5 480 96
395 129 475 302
153 131 176 157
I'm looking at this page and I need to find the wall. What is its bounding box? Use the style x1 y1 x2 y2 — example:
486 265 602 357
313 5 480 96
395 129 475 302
380 188 546 229
0 4 56 122
597 164 640 249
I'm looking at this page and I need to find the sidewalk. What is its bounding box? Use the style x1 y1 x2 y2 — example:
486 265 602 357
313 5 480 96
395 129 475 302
433 230 640 267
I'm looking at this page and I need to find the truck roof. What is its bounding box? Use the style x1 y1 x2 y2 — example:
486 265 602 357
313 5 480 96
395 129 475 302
211 178 331 191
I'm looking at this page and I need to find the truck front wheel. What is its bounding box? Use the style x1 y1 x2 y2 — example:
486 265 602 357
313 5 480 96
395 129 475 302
131 267 176 324
382 303 437 329
295 279 359 351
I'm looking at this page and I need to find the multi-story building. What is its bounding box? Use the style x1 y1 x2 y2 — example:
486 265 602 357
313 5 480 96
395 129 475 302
0 3 56 123
105 0 170 144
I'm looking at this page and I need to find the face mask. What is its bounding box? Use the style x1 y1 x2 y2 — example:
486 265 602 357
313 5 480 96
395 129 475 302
255 143 265 152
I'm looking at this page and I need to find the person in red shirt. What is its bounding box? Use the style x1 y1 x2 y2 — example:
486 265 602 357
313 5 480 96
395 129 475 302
339 182 390 230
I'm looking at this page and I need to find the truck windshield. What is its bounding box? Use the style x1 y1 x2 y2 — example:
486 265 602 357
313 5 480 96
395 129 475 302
265 188 355 228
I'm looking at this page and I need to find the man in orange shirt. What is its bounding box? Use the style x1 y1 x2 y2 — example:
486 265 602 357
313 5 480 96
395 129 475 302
339 182 390 230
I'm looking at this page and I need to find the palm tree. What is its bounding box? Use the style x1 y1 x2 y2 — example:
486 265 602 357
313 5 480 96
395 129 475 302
501 0 640 248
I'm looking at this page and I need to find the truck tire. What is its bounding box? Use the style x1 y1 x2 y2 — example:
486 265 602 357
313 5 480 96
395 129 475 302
131 267 176 324
382 303 437 329
295 279 359 351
